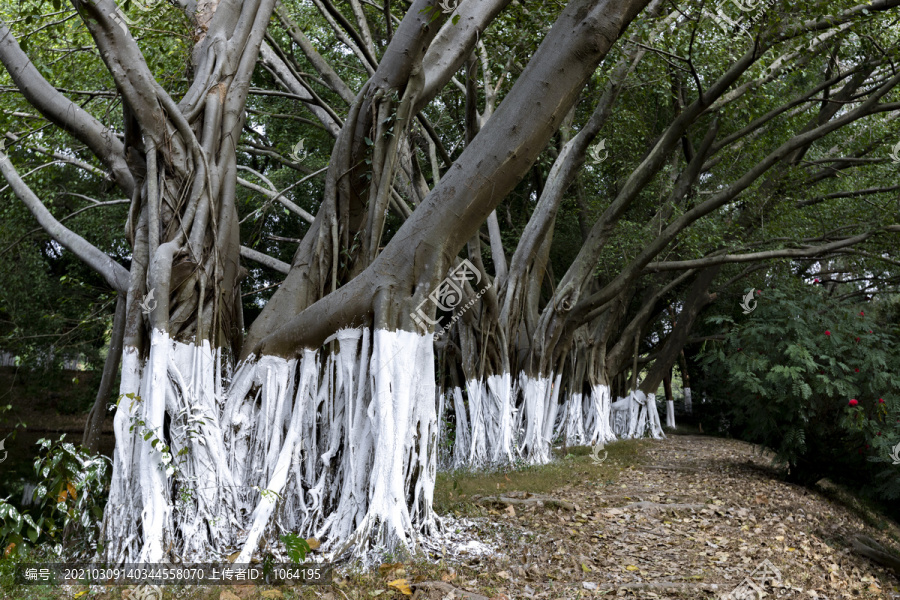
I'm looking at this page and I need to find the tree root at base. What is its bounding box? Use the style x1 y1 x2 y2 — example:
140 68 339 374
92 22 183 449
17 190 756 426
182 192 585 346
472 493 576 511
850 534 900 575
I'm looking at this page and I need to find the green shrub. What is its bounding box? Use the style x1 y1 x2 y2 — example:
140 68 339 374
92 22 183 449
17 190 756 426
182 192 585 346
0 435 111 560
696 285 900 486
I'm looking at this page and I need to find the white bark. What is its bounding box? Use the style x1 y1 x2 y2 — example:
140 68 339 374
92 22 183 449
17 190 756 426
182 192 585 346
516 374 553 465
103 328 438 565
447 374 516 469
644 392 666 440
543 374 562 449
450 387 470 469
684 386 692 414
561 392 586 446
610 392 640 439
610 390 665 440
585 384 615 445
485 373 516 464
464 379 489 468
666 398 676 429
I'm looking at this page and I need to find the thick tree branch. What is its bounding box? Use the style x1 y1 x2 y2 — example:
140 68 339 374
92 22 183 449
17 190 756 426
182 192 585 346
0 151 129 293
0 21 133 194
240 246 291 274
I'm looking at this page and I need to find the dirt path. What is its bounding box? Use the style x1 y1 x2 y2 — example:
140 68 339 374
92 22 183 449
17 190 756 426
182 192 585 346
421 435 900 600
16 435 900 600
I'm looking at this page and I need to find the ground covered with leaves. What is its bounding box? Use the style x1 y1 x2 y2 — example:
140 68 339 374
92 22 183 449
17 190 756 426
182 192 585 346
4 434 900 600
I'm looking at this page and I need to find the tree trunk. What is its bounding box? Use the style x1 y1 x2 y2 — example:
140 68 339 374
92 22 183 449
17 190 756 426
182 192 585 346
679 350 693 415
663 369 676 429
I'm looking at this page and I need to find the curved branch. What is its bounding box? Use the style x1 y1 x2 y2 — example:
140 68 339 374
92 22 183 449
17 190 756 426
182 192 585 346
0 151 129 292
644 229 898 272
240 246 291 274
0 21 133 194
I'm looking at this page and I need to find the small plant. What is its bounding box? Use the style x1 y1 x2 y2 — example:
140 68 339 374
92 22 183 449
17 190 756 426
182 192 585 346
280 532 311 563
33 435 111 557
0 435 111 559
124 393 189 477
251 486 282 504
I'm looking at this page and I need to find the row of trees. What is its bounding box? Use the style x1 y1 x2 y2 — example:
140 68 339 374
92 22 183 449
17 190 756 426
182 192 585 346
0 0 898 564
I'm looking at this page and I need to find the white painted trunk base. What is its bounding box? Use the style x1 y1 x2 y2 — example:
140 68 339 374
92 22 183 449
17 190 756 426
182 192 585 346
102 328 438 565
585 384 616 445
446 374 517 469
684 387 692 415
608 390 666 440
559 392 586 446
666 399 676 429
515 374 555 465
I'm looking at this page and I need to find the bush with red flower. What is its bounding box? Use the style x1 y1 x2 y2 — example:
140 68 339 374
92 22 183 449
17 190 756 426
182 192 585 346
696 285 900 490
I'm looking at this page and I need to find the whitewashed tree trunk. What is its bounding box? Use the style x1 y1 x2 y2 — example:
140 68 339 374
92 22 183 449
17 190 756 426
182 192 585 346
643 392 666 439
684 386 693 414
585 384 615 445
450 387 471 469
610 392 639 439
666 397 676 428
485 373 516 464
102 328 439 565
464 380 489 468
561 392 586 446
543 374 562 449
516 374 553 464
445 375 517 469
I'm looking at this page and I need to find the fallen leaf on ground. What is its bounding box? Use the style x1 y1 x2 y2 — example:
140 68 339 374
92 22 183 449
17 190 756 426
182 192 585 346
388 578 412 595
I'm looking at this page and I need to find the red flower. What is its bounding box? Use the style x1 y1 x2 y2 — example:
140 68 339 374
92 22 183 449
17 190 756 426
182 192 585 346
814 278 820 283
737 348 742 351
879 398 885 404
855 368 860 373
756 290 762 296
849 399 859 406
878 432 882 436
869 330 873 334
860 311 865 316
825 330 831 336
856 337 860 342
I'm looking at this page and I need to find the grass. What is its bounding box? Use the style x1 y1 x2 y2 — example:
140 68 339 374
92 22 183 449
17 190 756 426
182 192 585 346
434 438 651 516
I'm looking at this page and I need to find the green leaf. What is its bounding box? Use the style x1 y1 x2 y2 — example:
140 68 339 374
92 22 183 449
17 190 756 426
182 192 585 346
280 533 311 563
